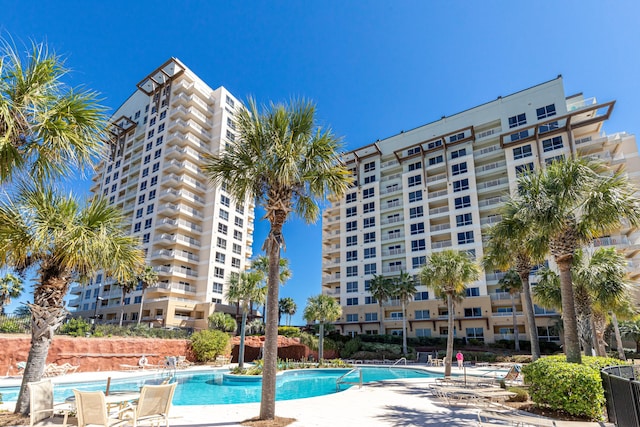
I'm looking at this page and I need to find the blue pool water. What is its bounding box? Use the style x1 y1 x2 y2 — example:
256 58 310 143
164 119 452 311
0 367 436 405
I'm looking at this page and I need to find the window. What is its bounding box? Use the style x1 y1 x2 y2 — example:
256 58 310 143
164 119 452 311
227 117 236 130
390 311 403 320
466 287 480 297
138 195 145 205
158 123 165 133
364 232 376 243
542 136 563 152
536 104 556 119
458 231 474 244
466 328 484 341
513 145 532 159
410 223 425 235
455 196 471 209
450 147 466 159
414 291 428 301
509 130 529 142
133 222 141 232
111 184 117 193
363 188 375 199
107 164 113 173
105 176 111 185
141 168 149 178
412 256 426 268
346 250 357 262
216 237 227 249
346 206 357 217
416 328 431 337
545 154 565 165
453 179 469 192
143 154 151 164
140 181 147 191
407 175 422 187
456 213 473 226
409 206 423 218
346 193 357 203
508 113 527 128
364 161 375 172
136 208 143 219
451 162 467 176
146 142 153 152
108 195 115 204
426 139 442 150
146 204 154 214
152 162 160 172
408 190 422 203
226 96 235 108
346 314 358 322
346 221 357 232
346 297 358 306
515 163 534 175
231 258 241 268
407 146 421 155
142 233 150 244
365 296 377 304
232 243 242 254
150 176 158 186
212 282 223 293
346 235 357 247
215 252 226 264
218 223 228 235
214 267 224 279
234 217 244 227
346 281 358 293
154 149 161 159
539 121 559 134
364 263 376 275
408 161 422 171
147 130 155 139
160 110 167 120
387 213 400 223
411 239 426 252
365 312 378 321
464 307 482 317
233 230 243 241
363 202 375 213
428 155 443 166
364 247 376 259
219 209 229 221
363 217 375 228
415 310 430 320
220 195 230 207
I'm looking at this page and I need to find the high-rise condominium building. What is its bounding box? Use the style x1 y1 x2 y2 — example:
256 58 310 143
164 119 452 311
70 58 254 330
321 76 640 344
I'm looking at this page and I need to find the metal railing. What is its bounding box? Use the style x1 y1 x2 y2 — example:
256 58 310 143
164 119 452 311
392 357 407 366
336 368 363 391
601 365 640 426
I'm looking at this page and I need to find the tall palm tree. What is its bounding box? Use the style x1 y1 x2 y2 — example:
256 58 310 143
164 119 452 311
208 312 238 333
253 255 292 321
303 294 342 361
514 158 640 363
204 98 350 420
369 274 394 334
393 271 417 355
278 297 297 326
0 40 105 183
0 184 143 414
0 272 23 315
114 277 137 327
420 250 480 377
483 204 545 360
620 319 640 353
135 266 158 326
497 269 523 352
227 271 265 369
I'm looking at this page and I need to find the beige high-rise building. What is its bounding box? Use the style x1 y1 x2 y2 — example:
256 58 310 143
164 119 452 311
321 76 640 344
70 58 254 330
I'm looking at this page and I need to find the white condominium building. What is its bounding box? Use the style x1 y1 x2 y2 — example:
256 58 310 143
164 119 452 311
321 76 640 344
70 58 254 330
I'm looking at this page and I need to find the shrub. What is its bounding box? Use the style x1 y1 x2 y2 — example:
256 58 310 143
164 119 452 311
190 330 231 362
299 332 318 350
0 319 22 333
522 355 623 420
507 387 529 402
59 318 91 337
340 338 362 358
278 326 301 337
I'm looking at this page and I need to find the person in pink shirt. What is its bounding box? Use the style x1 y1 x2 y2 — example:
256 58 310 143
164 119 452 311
456 351 464 369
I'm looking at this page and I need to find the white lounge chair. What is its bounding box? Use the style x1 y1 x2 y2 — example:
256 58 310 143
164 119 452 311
72 389 132 427
477 409 557 426
127 383 176 427
28 379 74 427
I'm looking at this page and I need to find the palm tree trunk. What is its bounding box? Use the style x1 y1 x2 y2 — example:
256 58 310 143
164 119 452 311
401 301 408 355
239 310 247 369
119 292 125 327
612 313 626 360
318 323 325 361
511 294 520 352
136 288 146 326
518 270 540 360
557 260 582 363
592 312 607 357
445 294 454 377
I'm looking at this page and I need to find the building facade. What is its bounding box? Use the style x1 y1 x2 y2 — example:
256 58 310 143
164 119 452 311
70 58 254 330
321 76 640 344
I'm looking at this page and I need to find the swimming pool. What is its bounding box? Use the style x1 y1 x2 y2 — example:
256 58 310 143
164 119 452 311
0 367 437 405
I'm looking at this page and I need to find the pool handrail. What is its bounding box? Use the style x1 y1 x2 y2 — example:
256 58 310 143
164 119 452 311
392 357 407 366
336 368 363 391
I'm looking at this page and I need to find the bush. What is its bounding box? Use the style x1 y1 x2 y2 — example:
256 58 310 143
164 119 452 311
0 319 23 333
340 338 362 358
59 318 91 337
522 355 623 420
190 330 231 362
278 326 301 337
507 386 529 402
299 332 318 350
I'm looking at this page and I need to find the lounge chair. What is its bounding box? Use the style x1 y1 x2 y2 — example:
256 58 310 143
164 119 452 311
72 390 132 427
126 383 176 427
43 364 67 377
27 379 74 427
60 363 79 374
477 409 557 426
175 356 192 369
497 363 523 386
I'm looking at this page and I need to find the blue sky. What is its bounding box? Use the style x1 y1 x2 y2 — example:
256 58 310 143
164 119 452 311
2 1 640 324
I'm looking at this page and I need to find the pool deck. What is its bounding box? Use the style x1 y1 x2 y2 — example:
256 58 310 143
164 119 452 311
0 365 609 427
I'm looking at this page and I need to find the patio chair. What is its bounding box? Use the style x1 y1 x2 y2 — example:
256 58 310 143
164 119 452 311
497 363 523 386
477 409 557 426
60 363 79 374
28 379 74 427
175 356 192 369
43 364 67 377
72 390 132 427
127 383 176 427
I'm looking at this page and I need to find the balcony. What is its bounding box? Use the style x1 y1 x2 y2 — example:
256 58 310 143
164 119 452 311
426 173 446 184
427 189 448 200
475 160 506 176
431 240 452 249
168 131 209 151
430 223 451 233
428 206 449 216
485 272 506 282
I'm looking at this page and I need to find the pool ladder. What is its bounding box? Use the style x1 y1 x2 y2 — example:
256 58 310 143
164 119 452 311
336 368 363 391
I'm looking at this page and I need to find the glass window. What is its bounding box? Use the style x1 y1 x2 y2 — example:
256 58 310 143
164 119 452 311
408 190 422 203
536 104 556 120
407 175 422 187
365 296 377 304
346 221 357 232
346 250 357 262
414 291 428 301
408 161 422 171
542 136 563 152
218 223 228 235
515 163 534 175
365 312 378 321
219 209 229 221
363 217 375 228
346 207 357 217
409 206 423 218
233 230 243 241
451 162 467 176
415 310 430 320
464 307 482 317
346 297 358 306
453 179 469 192
346 235 357 247
450 147 466 159
508 113 527 128
346 281 358 293
364 247 376 259
454 196 471 209
346 314 358 322
466 287 480 297
456 213 473 226
411 239 426 252
428 155 443 166
412 256 426 268
364 232 376 243
364 161 375 172
513 145 532 160
458 231 474 244
363 188 375 199
221 195 230 207
363 202 375 213
364 263 376 275
410 223 425 235
346 193 357 203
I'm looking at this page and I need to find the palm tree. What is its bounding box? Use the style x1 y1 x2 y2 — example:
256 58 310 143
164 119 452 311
114 277 137 327
14 304 30 317
393 270 417 355
497 269 523 352
303 294 342 361
204 98 350 420
226 271 265 369
208 312 238 332
0 272 23 315
253 255 292 321
514 159 640 363
0 40 105 183
420 250 480 377
135 266 158 326
0 184 143 414
278 297 297 326
620 319 640 353
369 274 394 334
483 205 545 360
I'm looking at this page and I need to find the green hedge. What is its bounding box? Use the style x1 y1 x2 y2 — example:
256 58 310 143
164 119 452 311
522 355 623 420
190 330 231 362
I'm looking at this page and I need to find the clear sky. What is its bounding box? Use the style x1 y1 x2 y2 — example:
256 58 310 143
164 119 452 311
2 1 640 324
